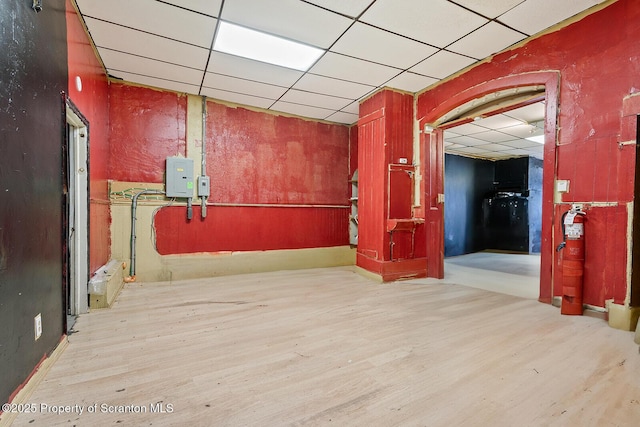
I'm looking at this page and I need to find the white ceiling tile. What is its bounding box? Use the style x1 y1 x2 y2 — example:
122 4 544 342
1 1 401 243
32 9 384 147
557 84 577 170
499 0 605 36
500 123 541 139
110 72 201 95
447 122 487 135
309 52 401 86
219 0 352 48
385 72 439 93
410 50 477 79
453 0 524 19
501 139 544 149
77 0 217 49
270 101 335 121
331 23 438 69
99 48 204 86
473 130 521 143
304 0 373 18
207 52 304 87
202 74 287 99
475 114 526 130
85 17 210 70
324 111 359 125
342 102 361 115
161 0 223 16
476 143 514 151
293 74 375 99
455 146 493 154
446 135 491 146
504 102 546 122
200 88 275 109
447 22 526 60
444 130 462 138
360 0 488 48
280 89 352 110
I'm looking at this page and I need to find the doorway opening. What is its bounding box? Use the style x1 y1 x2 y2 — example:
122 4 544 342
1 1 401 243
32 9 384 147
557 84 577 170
64 99 90 332
441 100 545 299
421 73 560 302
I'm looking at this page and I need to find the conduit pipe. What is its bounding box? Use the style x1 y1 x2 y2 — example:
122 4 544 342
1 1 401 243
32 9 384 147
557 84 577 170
200 95 208 219
124 189 165 282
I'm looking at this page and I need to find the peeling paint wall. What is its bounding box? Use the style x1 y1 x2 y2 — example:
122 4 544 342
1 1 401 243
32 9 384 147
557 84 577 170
66 0 110 274
107 88 351 265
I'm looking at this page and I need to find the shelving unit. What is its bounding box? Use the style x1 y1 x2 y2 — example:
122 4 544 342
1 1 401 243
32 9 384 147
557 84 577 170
349 170 358 246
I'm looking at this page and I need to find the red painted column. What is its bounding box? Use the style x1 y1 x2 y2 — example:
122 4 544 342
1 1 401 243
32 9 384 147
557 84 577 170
356 89 427 281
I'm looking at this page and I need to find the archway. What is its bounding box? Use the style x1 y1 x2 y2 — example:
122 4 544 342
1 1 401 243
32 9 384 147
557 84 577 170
418 72 560 303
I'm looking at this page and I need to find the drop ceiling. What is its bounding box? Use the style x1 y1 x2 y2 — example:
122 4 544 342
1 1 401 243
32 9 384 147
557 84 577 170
74 0 606 159
444 101 546 160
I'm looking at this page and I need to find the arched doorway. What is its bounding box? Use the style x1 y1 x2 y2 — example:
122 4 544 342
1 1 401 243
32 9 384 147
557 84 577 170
419 72 560 303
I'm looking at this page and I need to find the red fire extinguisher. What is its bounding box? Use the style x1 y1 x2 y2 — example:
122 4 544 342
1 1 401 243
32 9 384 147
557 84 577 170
556 207 586 315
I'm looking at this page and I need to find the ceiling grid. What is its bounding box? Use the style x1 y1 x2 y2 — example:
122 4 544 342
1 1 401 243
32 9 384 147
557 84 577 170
74 0 606 159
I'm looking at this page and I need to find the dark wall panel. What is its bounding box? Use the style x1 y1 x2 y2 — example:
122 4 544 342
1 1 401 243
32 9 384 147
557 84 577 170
0 0 68 405
528 157 543 253
444 154 494 257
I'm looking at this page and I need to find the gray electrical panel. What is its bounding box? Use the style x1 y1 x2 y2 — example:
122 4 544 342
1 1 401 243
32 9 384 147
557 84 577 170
165 157 194 198
197 175 210 197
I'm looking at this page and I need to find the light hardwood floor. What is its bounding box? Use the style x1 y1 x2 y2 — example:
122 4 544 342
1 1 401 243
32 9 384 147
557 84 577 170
7 260 640 426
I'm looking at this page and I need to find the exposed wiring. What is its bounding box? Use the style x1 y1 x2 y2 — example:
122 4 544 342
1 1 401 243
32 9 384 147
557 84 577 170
110 187 166 201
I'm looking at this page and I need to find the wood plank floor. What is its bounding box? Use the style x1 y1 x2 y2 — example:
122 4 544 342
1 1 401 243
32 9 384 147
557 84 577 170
8 263 640 426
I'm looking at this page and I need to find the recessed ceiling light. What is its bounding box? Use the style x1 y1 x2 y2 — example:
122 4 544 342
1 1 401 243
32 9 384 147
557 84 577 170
214 21 324 71
525 135 545 144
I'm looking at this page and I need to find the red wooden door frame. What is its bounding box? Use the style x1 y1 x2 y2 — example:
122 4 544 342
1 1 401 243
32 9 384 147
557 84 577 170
418 72 560 303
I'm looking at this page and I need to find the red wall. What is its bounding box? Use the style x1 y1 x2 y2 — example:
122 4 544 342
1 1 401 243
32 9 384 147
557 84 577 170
66 0 111 273
205 101 348 205
107 88 351 253
357 90 426 280
109 84 187 182
417 0 638 306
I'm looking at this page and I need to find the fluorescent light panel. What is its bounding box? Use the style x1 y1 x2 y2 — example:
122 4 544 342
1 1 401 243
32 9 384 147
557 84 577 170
525 134 545 144
214 22 324 71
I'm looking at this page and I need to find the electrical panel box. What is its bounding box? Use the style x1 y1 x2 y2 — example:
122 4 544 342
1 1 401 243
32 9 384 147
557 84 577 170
197 175 210 197
165 157 194 198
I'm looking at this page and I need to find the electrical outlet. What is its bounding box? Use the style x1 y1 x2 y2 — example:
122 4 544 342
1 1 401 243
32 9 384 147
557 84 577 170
34 313 42 340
